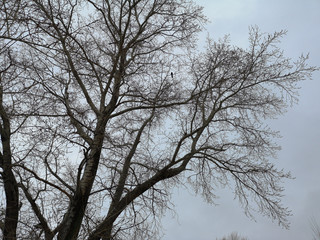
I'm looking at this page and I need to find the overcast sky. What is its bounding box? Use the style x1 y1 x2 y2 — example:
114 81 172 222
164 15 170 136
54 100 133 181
162 1 320 239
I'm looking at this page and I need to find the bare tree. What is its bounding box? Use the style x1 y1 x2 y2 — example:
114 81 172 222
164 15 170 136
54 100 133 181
0 50 20 240
310 217 320 240
217 232 248 240
0 1 25 238
0 0 317 240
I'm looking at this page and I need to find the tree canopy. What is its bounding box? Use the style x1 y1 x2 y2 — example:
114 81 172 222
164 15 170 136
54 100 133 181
0 0 317 239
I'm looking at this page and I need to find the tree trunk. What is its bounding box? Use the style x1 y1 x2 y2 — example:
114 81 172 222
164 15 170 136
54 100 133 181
1 86 19 240
57 192 90 240
2 170 19 240
57 127 106 240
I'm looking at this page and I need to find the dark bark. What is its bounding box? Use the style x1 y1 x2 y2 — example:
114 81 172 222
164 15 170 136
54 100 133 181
57 116 108 240
1 169 19 240
0 86 19 240
57 147 102 240
88 162 189 240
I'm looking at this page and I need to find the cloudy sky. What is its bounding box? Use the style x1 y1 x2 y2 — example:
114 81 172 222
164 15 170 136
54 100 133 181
162 0 320 239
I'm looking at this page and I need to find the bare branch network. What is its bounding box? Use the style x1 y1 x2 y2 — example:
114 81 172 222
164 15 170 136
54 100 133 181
0 0 317 239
